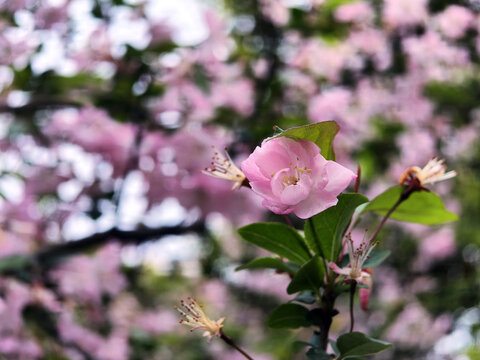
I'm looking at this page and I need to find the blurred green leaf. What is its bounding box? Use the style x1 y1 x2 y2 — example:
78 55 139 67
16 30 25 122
0 255 32 274
238 223 311 265
287 256 325 294
235 257 297 275
362 249 391 268
304 194 369 261
365 186 458 224
337 332 392 359
271 121 340 160
292 291 317 304
267 303 310 329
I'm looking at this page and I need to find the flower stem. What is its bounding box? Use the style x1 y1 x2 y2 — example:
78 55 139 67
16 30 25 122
367 186 414 244
349 281 357 332
220 330 255 360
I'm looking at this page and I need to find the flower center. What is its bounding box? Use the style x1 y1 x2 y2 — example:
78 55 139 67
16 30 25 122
280 162 311 188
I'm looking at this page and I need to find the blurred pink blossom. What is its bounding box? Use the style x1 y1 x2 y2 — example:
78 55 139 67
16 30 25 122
435 5 474 39
383 0 429 29
386 303 451 348
335 1 374 24
51 243 126 303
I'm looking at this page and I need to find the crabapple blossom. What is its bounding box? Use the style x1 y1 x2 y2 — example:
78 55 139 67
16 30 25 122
241 137 356 219
175 297 225 342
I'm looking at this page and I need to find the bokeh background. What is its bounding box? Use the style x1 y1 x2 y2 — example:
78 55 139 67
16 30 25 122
0 0 479 359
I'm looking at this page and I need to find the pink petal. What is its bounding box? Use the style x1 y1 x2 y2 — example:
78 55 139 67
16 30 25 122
262 199 293 215
252 148 290 179
323 161 357 194
328 262 351 276
280 177 311 205
271 168 291 198
359 287 371 312
292 189 338 219
241 148 268 182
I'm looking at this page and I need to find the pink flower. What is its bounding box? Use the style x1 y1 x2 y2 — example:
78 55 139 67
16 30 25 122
241 137 356 219
435 5 474 39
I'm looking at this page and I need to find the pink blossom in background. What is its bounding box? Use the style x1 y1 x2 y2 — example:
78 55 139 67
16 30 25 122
383 0 429 29
260 0 290 27
70 24 113 70
211 78 254 116
48 108 135 176
386 303 451 348
50 243 126 304
136 310 179 334
95 330 130 360
148 21 172 46
241 137 356 219
435 5 474 39
142 126 264 223
291 40 359 82
413 228 456 271
58 312 104 354
307 87 352 124
335 1 374 24
34 4 68 31
348 29 391 70
403 32 470 80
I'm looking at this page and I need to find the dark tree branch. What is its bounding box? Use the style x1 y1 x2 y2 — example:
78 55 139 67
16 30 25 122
0 99 83 115
35 222 206 264
0 222 206 279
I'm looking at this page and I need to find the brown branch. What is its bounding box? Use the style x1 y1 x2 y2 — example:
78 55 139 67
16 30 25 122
0 99 83 115
0 222 206 278
35 222 205 264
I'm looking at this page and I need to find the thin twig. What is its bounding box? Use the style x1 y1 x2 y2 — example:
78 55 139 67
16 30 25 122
220 330 255 360
367 186 413 244
349 281 357 332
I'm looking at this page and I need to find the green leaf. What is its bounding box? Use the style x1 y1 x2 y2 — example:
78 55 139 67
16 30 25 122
365 186 458 225
362 250 391 268
238 223 311 265
287 256 325 294
305 194 369 261
292 291 316 304
337 332 392 359
0 255 32 274
271 121 340 160
267 303 310 329
235 257 297 275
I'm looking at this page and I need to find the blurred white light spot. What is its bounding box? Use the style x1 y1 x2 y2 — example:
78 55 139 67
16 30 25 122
7 90 30 107
57 179 83 202
157 110 182 129
161 163 178 176
0 175 24 203
144 198 186 227
62 213 96 240
145 0 209 46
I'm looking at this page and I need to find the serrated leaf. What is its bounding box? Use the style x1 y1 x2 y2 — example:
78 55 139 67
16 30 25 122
267 303 310 329
236 257 297 275
270 121 340 160
238 223 311 265
287 256 325 294
337 332 392 359
305 194 369 261
365 186 458 225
